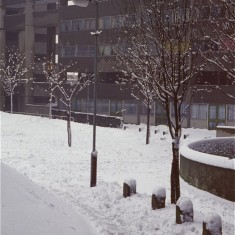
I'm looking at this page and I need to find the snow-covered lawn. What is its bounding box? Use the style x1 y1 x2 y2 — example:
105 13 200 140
1 112 234 234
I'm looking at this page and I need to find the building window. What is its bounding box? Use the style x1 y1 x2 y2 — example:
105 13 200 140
83 99 94 113
61 46 76 58
77 45 95 57
97 99 109 114
191 104 207 119
85 18 95 30
110 100 123 116
99 45 112 56
112 15 125 28
124 100 137 115
171 103 189 117
218 105 226 119
78 19 85 30
60 21 71 32
47 3 57 10
99 16 112 29
227 105 235 121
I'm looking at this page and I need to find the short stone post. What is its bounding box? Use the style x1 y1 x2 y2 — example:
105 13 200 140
123 178 136 198
176 197 193 224
152 186 166 210
202 213 222 235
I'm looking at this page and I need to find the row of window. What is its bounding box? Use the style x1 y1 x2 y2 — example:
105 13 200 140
60 4 227 33
60 15 125 32
191 104 235 121
60 37 232 59
58 99 235 121
60 44 115 58
159 5 226 24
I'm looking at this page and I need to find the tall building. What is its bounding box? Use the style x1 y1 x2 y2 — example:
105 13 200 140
0 0 234 129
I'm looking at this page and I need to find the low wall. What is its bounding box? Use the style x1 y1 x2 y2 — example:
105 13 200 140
25 104 49 117
216 126 235 137
52 109 123 128
180 139 235 202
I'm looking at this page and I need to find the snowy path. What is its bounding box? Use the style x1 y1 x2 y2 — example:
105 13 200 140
1 163 97 235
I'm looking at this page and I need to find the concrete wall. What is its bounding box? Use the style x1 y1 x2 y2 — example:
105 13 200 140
52 109 123 128
25 104 49 116
180 154 235 202
189 119 208 129
216 126 235 137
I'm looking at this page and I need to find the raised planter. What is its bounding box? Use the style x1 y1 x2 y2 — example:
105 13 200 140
180 137 235 201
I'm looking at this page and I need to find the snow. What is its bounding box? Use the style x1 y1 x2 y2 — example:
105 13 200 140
124 178 136 188
1 163 96 235
176 197 193 214
91 150 98 158
217 125 235 130
1 112 235 234
204 213 222 234
180 139 235 170
153 186 166 198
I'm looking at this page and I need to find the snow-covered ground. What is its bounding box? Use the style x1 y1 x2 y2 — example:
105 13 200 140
1 163 96 235
1 112 234 234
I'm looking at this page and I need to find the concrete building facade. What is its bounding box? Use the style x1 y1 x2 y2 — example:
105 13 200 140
0 0 234 129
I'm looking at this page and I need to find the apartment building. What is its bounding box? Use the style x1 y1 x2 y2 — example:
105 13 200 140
1 0 234 129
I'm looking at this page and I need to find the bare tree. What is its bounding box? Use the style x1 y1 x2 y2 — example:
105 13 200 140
114 43 155 145
0 47 31 113
58 73 92 147
40 58 75 119
115 0 206 203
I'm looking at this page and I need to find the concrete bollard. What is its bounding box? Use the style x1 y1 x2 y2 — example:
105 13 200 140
202 213 222 235
176 197 193 224
152 186 166 210
123 178 136 198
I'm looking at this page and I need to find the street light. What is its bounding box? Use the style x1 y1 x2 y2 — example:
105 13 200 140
71 0 101 187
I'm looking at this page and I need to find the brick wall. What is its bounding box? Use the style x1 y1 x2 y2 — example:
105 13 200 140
180 155 235 202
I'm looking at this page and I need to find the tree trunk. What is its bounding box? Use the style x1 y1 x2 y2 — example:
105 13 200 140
49 94 52 119
67 103 72 147
10 92 13 114
146 106 151 145
170 142 180 204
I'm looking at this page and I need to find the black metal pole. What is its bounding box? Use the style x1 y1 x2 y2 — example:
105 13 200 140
90 0 98 187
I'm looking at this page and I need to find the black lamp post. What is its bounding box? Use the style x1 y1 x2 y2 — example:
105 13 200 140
71 0 101 187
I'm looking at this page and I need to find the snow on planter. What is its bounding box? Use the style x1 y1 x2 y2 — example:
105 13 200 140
123 178 136 198
152 186 166 210
202 213 222 235
176 197 193 224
